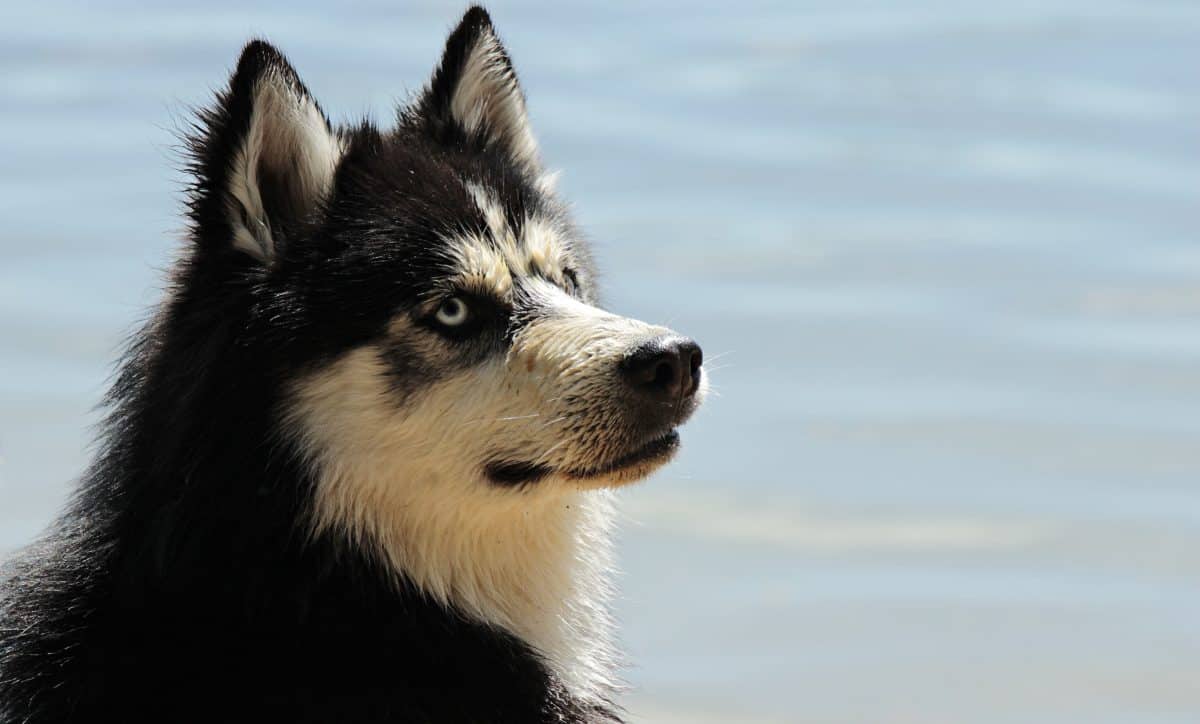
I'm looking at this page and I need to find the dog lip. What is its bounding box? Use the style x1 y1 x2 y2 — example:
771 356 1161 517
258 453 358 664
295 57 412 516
564 429 681 480
484 430 681 486
484 460 555 487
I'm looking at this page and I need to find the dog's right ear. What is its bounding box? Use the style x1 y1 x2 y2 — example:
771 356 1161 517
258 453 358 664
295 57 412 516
188 41 342 262
413 7 541 174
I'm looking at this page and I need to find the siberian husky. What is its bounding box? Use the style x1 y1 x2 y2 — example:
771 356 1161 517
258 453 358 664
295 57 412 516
0 7 704 722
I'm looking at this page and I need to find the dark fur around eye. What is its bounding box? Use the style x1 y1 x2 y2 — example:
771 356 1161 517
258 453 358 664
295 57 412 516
418 291 509 342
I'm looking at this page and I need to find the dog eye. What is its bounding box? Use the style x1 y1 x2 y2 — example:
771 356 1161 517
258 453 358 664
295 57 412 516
562 268 579 297
434 296 470 327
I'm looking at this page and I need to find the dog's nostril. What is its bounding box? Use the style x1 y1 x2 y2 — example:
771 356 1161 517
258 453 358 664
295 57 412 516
621 345 677 390
684 344 703 397
621 336 702 401
679 340 702 398
652 359 677 388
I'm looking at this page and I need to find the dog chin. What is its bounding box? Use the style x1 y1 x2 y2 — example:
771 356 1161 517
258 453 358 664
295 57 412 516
566 455 675 490
483 430 681 490
564 430 681 490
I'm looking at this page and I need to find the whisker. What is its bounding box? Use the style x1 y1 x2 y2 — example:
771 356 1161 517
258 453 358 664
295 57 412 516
494 413 543 422
538 415 569 430
531 439 570 465
461 412 542 426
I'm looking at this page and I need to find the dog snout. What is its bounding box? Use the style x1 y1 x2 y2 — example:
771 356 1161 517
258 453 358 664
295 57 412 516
620 336 703 405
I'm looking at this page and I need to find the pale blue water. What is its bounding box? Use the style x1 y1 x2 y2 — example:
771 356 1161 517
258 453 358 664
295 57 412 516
2 2 1198 722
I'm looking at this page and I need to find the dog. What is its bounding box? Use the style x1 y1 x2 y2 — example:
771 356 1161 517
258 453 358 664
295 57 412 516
0 6 704 723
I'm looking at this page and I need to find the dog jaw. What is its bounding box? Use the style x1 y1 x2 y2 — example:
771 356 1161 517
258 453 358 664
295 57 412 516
282 272 701 700
284 341 623 703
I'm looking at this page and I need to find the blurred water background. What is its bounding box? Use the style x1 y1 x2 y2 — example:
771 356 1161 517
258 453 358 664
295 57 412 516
2 1 1198 722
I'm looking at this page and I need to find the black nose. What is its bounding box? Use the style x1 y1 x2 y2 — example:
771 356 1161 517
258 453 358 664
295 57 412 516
620 336 703 402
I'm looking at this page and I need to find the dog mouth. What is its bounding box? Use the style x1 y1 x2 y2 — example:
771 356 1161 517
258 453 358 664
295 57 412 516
484 430 681 487
564 429 680 480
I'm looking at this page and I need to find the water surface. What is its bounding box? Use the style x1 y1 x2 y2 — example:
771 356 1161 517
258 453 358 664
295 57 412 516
2 2 1198 721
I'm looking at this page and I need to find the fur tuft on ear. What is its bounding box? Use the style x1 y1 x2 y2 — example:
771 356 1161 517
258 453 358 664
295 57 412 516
415 6 540 172
188 40 342 261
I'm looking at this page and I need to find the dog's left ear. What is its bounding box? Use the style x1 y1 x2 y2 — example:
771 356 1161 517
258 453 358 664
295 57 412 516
190 40 342 262
415 6 540 172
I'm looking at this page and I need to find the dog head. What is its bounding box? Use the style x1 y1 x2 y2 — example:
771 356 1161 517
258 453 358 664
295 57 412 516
177 8 707 689
187 8 704 526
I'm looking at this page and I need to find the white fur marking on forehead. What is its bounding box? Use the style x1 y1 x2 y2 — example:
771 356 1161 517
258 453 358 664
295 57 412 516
451 231 514 299
462 181 521 270
460 180 567 285
522 216 567 281
227 72 343 260
451 31 540 170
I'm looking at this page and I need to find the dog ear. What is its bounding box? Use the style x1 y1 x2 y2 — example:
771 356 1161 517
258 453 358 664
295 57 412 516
189 40 342 262
415 6 540 172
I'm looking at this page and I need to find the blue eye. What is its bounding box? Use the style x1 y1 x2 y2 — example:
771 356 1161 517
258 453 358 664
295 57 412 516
435 296 470 326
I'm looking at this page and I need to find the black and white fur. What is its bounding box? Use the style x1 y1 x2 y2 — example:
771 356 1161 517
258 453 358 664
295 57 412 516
0 7 704 723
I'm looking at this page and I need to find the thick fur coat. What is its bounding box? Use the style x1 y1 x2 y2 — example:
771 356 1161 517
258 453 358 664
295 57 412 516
0 8 703 723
